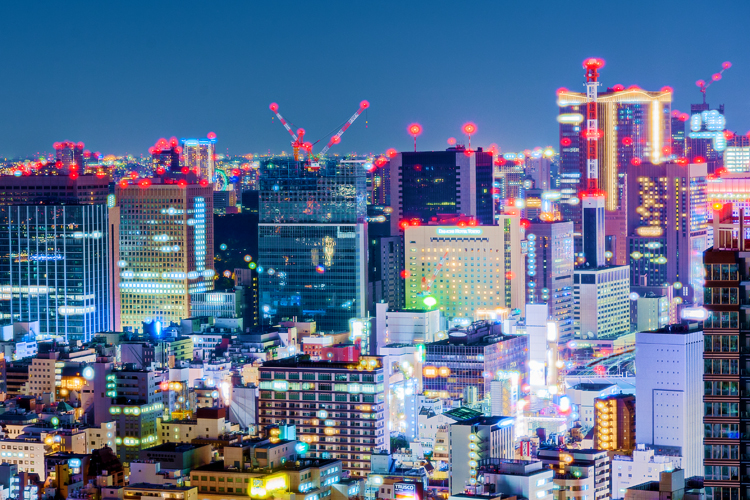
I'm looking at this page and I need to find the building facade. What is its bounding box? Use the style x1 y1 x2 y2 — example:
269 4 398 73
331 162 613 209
573 266 630 340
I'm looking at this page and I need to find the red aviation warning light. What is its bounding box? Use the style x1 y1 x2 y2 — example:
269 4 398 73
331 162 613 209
462 122 477 149
583 57 605 194
696 61 732 104
408 123 422 152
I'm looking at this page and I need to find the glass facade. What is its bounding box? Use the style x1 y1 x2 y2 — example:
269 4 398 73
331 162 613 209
258 160 367 333
0 204 110 343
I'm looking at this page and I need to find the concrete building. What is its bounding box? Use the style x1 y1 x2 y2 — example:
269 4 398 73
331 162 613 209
594 394 636 453
404 220 525 324
537 448 611 500
449 416 515 495
611 446 677 500
374 303 441 350
138 443 212 474
0 438 46 479
573 265 630 340
635 322 704 478
635 293 669 332
473 458 553 500
624 468 704 500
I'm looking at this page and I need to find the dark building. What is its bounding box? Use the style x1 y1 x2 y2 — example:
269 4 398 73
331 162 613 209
671 113 687 157
54 141 85 172
389 147 494 233
367 205 403 314
686 103 725 173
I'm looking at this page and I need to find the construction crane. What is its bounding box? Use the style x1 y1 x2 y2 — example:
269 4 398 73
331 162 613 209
268 100 369 165
420 251 449 296
696 61 732 105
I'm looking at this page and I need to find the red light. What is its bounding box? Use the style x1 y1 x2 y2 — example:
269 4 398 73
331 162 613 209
487 143 499 155
83 150 91 158
468 219 477 227
158 138 168 148
96 171 106 179
302 142 312 151
94 151 101 158
713 202 724 211
53 142 62 149
712 73 722 81
408 124 422 136
458 221 466 227
631 157 642 166
269 103 279 112
181 167 189 174
148 147 156 155
661 86 673 93
622 137 633 146
662 146 672 156
514 158 524 166
174 146 182 154
331 136 341 145
399 221 409 230
139 179 151 188
520 219 530 229
507 198 515 207
386 148 397 158
169 137 178 147
410 219 421 226
413 164 422 172
207 132 217 140
447 137 456 146
296 128 305 138
463 149 474 157
232 169 241 177
556 87 569 96
129 171 138 179
671 110 681 118
723 61 732 69
178 180 187 188
119 179 128 189
584 129 603 140
55 161 62 169
611 84 625 92
360 100 370 109
156 167 165 175
199 179 209 187
69 172 78 180
560 137 571 147
494 158 507 166
693 156 706 164
627 85 640 90
69 164 78 171
582 57 605 70
724 130 734 139
505 271 515 280
462 122 477 135
679 113 689 122
676 157 689 165
716 167 727 176
76 142 84 149
696 79 706 88
400 270 410 279
375 157 387 168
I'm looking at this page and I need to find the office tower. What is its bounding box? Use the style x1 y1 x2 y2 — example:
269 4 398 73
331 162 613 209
368 205 404 314
635 293 669 332
495 157 525 204
670 112 687 157
627 161 708 306
116 178 215 330
422 321 527 400
182 137 216 181
257 354 388 477
367 158 390 206
0 175 112 343
594 394 636 452
573 265 630 340
526 304 559 390
686 103 726 172
258 160 366 333
702 207 748 499
449 416 516 495
150 141 180 172
635 322 703 478
582 193 606 267
724 146 750 173
525 219 575 340
389 147 494 233
374 303 441 348
403 218 525 323
54 141 84 171
526 154 552 191
537 449 611 500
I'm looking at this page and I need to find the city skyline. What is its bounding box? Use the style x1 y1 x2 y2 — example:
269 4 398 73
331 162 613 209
0 1 747 157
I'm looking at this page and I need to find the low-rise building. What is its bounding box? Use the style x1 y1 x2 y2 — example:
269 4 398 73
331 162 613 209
611 446 677 500
472 458 553 500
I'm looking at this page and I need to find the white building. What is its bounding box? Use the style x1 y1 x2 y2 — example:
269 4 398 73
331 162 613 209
449 416 515 495
375 303 442 349
635 322 704 478
537 449 611 500
567 382 621 426
636 293 669 332
724 146 750 173
472 458 553 500
611 445 677 499
573 265 630 339
0 439 46 479
526 303 558 390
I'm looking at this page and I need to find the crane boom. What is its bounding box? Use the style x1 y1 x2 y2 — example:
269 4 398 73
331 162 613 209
269 103 298 141
318 100 369 156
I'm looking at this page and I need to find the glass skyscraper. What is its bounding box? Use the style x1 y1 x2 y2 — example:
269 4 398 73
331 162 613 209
258 160 367 333
0 204 110 343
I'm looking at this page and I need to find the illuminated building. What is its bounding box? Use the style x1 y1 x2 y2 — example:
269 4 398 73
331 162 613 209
182 137 216 181
525 219 575 340
119 483 197 500
573 266 630 340
701 206 749 499
686 103 725 172
403 219 525 324
368 205 404 314
116 179 215 330
627 162 708 305
724 146 750 173
526 303 559 390
635 292 669 332
54 141 84 172
0 438 46 479
257 354 388 476
389 147 494 232
422 322 527 400
611 446 677 499
367 157 390 206
671 112 687 157
474 459 554 500
159 407 235 444
623 469 705 500
258 160 366 333
526 154 552 191
151 145 180 172
635 322 703 478
593 394 636 452
374 303 441 349
449 416 515 495
537 449 611 500
190 288 244 318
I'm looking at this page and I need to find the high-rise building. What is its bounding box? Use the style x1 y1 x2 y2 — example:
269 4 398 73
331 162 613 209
686 103 726 172
525 219 575 340
257 354 388 477
422 321 527 400
449 416 516 495
635 322 704 478
702 206 749 499
0 175 112 343
53 141 85 172
403 219 525 323
724 146 750 173
389 147 494 233
635 293 669 332
594 393 636 453
368 205 404 314
182 137 216 181
116 178 215 330
258 160 367 333
627 161 708 305
573 266 630 340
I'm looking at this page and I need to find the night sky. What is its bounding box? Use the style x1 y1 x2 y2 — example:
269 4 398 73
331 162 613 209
1 1 749 158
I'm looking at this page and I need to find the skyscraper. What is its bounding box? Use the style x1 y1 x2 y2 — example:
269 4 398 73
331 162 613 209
525 219 575 340
573 265 630 340
0 175 112 343
258 160 367 333
389 147 494 233
686 103 726 172
627 161 708 305
53 141 85 172
116 178 215 330
182 136 216 181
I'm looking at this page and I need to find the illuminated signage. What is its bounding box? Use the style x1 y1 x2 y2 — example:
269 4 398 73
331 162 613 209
394 483 420 500
436 227 482 236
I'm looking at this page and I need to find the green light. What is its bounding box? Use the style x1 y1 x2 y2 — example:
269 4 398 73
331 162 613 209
423 296 437 308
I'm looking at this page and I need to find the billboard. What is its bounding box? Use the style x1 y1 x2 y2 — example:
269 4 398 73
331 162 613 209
394 482 423 500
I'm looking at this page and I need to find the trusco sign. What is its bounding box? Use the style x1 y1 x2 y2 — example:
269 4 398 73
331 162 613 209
436 227 483 236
